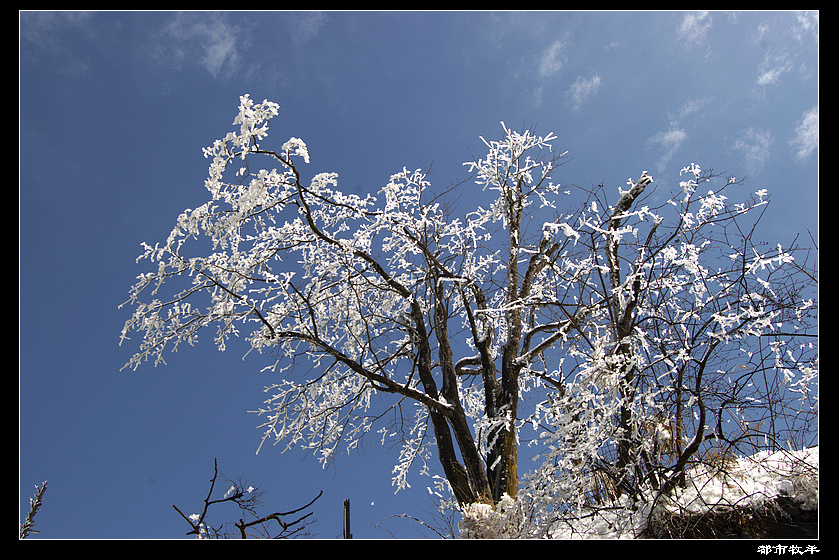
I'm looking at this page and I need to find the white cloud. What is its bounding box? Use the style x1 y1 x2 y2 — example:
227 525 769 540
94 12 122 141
790 106 818 162
792 10 818 43
756 50 793 86
648 128 687 172
755 22 771 45
288 11 327 43
202 33 238 77
531 85 544 108
733 127 773 174
539 41 565 78
20 11 95 52
19 11 97 75
653 129 688 149
647 98 711 172
566 75 601 110
678 11 712 45
674 97 713 121
159 12 244 78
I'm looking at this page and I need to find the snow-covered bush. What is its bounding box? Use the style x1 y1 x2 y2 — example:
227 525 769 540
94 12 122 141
459 494 522 539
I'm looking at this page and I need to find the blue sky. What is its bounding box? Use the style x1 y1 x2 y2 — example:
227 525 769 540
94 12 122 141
20 11 818 539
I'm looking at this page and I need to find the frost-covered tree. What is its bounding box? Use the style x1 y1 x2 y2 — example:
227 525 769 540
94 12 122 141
120 95 817 535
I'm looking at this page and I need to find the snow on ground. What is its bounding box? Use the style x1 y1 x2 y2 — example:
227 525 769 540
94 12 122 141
663 446 818 514
546 446 818 539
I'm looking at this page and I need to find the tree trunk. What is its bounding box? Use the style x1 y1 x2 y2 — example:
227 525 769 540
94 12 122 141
607 172 652 495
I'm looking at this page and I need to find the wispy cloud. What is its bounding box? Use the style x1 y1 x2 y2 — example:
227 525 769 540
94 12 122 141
791 10 819 43
732 127 773 174
756 49 793 86
790 106 818 162
648 98 712 173
157 12 245 78
20 11 98 76
677 11 712 46
566 75 601 110
530 39 568 107
539 40 565 78
648 129 687 173
674 97 712 121
287 11 327 43
20 11 95 54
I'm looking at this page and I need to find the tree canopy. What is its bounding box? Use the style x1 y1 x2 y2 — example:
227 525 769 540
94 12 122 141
121 95 817 537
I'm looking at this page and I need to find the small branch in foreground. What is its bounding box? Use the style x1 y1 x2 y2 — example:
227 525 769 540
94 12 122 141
20 481 48 539
173 459 321 538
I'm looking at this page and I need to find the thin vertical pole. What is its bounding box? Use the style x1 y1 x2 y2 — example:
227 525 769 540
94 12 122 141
343 498 352 539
